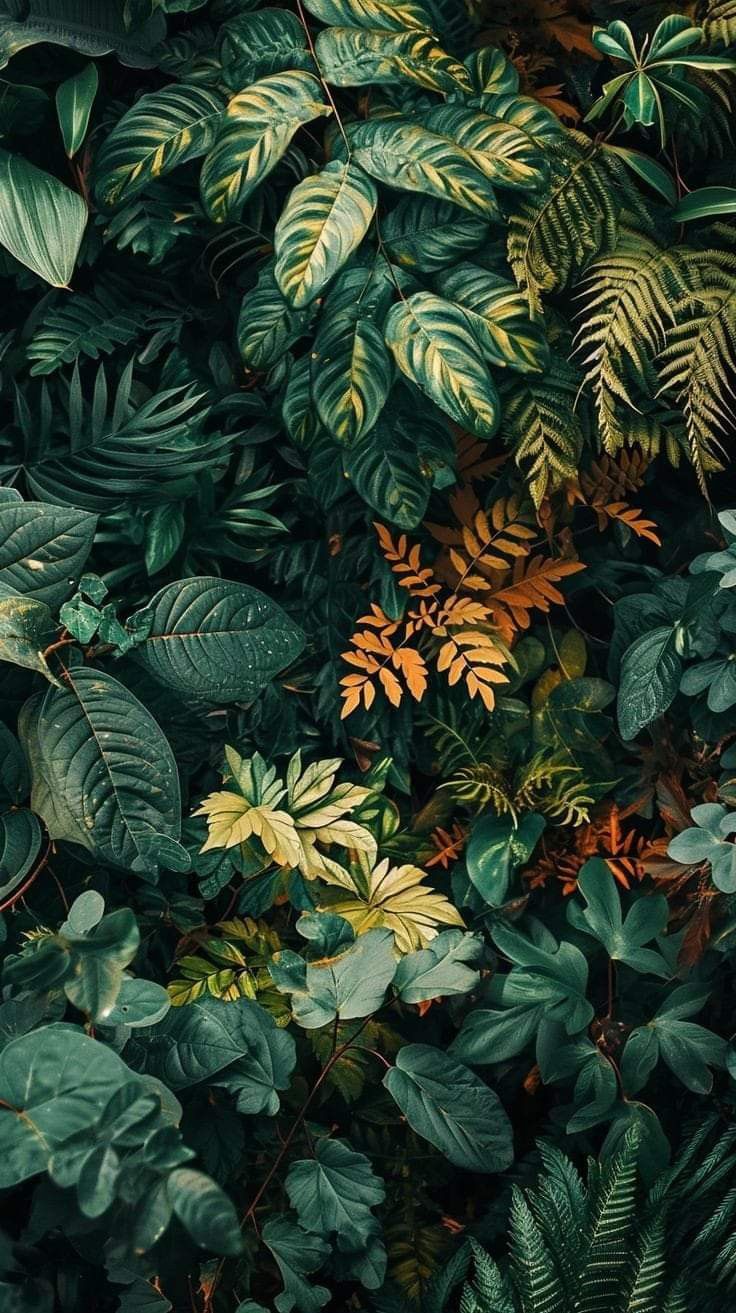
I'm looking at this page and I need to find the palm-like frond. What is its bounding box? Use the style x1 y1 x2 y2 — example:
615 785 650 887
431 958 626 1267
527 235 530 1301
26 282 145 375
500 352 585 507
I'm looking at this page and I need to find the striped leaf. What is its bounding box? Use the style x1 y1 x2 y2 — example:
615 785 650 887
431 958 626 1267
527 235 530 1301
435 263 550 374
219 9 314 89
382 196 494 273
315 27 471 94
238 262 314 370
351 117 500 218
93 86 226 209
200 72 331 223
423 104 549 192
302 0 435 32
384 292 500 437
0 151 86 288
474 91 565 146
342 412 431 528
274 160 377 308
312 310 393 445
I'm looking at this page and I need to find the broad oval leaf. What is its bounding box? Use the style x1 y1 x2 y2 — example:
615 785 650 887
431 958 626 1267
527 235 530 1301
384 292 501 437
274 161 377 308
435 263 550 373
312 310 392 445
285 1138 384 1245
94 85 226 210
167 1167 242 1256
302 0 435 32
0 595 57 682
383 1044 514 1172
131 576 305 702
25 665 182 874
0 3 166 71
382 196 493 273
0 808 42 900
342 414 430 528
0 500 96 608
617 627 681 741
315 28 471 94
350 117 501 219
200 72 331 223
0 150 86 287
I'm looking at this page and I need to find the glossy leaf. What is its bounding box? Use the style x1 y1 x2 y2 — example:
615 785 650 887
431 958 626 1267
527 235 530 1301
56 62 98 158
0 150 86 287
274 161 377 308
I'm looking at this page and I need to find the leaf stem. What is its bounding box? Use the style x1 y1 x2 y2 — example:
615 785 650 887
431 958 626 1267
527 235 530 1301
0 840 52 915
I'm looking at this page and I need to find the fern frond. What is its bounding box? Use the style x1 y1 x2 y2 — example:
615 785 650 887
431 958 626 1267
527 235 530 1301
500 352 585 507
577 1130 639 1313
508 1187 565 1313
573 232 701 457
657 255 736 488
461 1238 515 1313
623 1217 667 1313
417 699 502 774
508 133 622 316
441 762 517 817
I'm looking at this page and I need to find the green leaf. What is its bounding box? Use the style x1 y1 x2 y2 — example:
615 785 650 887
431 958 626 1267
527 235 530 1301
285 1138 384 1246
490 923 594 1034
605 145 676 204
130 576 305 702
238 262 314 370
219 9 314 89
62 908 141 1022
310 260 395 444
104 977 171 1028
465 812 545 906
351 117 501 219
167 1167 242 1255
571 859 670 976
200 72 331 223
392 929 482 1003
127 995 295 1114
262 1216 330 1313
0 1 166 70
384 292 500 437
270 928 396 1028
0 500 96 607
302 0 435 32
383 1044 513 1172
314 28 471 95
0 150 86 287
0 596 58 682
622 984 725 1094
423 104 548 192
382 196 492 273
274 161 377 308
343 413 430 528
0 809 42 900
673 186 736 222
56 62 98 158
434 263 549 374
617 627 681 741
22 665 182 874
94 85 225 210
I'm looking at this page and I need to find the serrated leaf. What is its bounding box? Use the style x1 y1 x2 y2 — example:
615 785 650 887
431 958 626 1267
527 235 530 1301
274 161 377 308
385 292 500 437
200 72 331 223
383 1044 513 1172
130 576 305 702
617 627 681 741
94 85 225 210
286 1138 384 1246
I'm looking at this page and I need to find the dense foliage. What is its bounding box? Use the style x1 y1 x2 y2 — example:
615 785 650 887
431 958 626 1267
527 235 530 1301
3 0 736 1310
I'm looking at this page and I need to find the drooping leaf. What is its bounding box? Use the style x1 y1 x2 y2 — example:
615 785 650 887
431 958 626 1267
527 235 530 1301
350 117 501 219
219 9 314 88
274 161 377 309
302 0 435 32
200 72 331 223
0 500 96 608
285 1138 384 1246
262 1216 330 1313
314 28 471 95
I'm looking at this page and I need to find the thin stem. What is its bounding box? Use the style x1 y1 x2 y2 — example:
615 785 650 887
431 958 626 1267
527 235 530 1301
0 840 52 915
295 0 351 157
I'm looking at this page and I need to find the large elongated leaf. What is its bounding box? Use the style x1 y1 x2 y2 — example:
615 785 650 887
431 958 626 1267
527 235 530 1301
274 161 377 308
0 151 86 287
312 310 392 446
382 196 493 272
56 62 98 159
0 809 42 900
435 263 549 373
238 262 314 370
93 86 226 210
423 104 549 192
0 1 166 70
342 414 430 527
315 28 470 94
384 292 500 436
131 576 305 702
350 118 500 219
383 1044 514 1172
302 0 435 31
22 665 182 874
200 72 331 223
219 9 314 89
0 500 96 607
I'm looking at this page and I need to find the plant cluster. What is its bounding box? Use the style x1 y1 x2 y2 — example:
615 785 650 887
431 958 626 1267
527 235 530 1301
2 1 736 1311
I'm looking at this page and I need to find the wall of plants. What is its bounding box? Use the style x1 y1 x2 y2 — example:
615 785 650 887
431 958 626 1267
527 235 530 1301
2 0 736 1310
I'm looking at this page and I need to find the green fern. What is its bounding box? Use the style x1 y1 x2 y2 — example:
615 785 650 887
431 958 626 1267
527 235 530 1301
698 0 736 46
507 134 623 317
27 282 145 376
500 352 585 507
657 253 736 488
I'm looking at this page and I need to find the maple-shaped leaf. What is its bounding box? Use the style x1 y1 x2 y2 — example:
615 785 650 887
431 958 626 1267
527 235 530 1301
318 857 464 953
